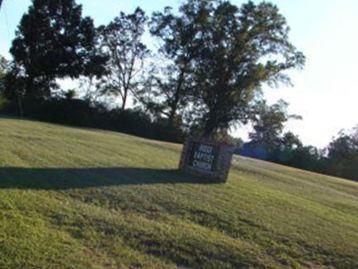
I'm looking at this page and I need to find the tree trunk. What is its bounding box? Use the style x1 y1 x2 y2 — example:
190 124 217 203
203 121 216 138
16 92 23 117
121 88 128 110
168 66 186 127
168 103 177 128
203 105 220 138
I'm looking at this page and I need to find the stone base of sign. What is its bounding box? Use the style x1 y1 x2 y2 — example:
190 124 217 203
179 137 235 182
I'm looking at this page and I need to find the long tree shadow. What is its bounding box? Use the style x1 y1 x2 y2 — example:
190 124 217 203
0 167 217 190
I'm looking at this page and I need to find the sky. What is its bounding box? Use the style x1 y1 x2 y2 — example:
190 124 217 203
1 0 357 148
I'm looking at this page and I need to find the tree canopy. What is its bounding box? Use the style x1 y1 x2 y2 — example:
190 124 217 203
98 7 149 110
146 0 305 136
188 0 305 135
249 99 301 151
10 0 106 98
148 3 204 127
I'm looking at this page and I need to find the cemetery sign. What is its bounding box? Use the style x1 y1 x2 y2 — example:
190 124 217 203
179 137 235 182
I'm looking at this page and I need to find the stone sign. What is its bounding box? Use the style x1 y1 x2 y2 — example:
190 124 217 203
179 137 235 182
188 142 219 172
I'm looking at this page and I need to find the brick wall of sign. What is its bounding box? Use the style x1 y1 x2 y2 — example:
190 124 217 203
179 137 235 182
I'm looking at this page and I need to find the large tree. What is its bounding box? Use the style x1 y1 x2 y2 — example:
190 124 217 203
10 0 106 98
98 8 149 110
148 5 204 127
185 0 305 136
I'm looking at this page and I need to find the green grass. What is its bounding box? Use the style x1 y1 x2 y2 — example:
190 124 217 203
0 117 357 269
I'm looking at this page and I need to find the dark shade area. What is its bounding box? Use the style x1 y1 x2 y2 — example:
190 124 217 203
0 97 186 143
0 167 217 190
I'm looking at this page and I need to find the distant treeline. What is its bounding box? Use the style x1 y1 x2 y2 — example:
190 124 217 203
0 97 185 143
236 129 358 181
233 100 357 181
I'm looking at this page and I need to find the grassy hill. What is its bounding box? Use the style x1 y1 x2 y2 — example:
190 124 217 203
0 117 357 269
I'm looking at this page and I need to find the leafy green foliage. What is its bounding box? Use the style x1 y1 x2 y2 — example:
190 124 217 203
190 0 305 135
147 0 305 135
9 0 106 98
98 8 149 110
6 0 305 138
148 4 201 127
249 99 302 152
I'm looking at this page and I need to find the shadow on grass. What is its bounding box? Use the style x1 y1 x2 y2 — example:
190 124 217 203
0 167 217 190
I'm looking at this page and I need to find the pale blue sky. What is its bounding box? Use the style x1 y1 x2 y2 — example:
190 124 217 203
1 0 357 147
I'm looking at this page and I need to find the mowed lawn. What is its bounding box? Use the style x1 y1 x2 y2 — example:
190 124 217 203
0 117 357 269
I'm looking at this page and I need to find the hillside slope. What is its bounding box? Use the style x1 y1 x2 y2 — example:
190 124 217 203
0 117 357 269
